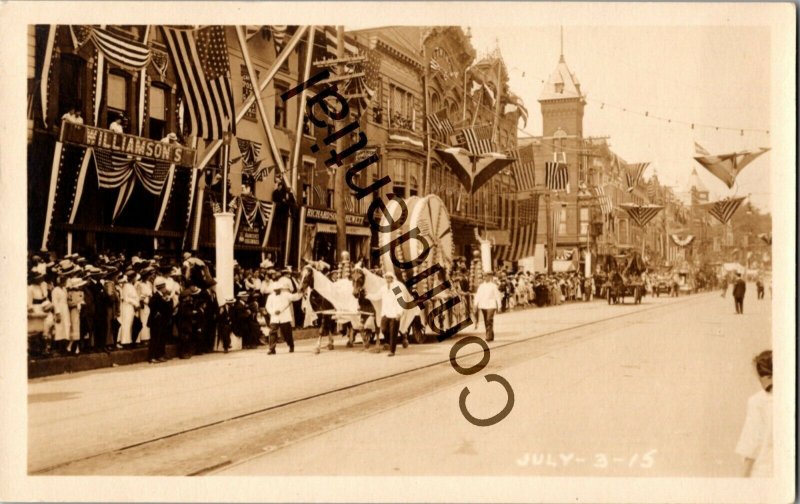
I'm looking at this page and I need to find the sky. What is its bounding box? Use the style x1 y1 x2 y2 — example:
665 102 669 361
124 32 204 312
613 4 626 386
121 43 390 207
468 25 772 211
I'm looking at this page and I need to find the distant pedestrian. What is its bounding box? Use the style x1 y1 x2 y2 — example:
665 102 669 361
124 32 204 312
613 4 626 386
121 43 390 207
720 274 729 298
736 350 773 477
756 278 765 300
733 272 746 314
473 272 502 342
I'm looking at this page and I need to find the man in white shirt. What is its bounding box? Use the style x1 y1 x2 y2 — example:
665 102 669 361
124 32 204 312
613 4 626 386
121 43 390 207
473 272 502 342
377 271 405 357
266 278 303 354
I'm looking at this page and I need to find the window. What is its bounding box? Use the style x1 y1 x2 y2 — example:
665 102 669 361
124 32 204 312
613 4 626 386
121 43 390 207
57 54 84 119
106 73 129 126
327 189 334 209
559 208 567 236
389 84 414 129
409 175 419 197
580 207 590 236
302 183 310 205
274 83 288 128
302 114 314 137
148 85 167 140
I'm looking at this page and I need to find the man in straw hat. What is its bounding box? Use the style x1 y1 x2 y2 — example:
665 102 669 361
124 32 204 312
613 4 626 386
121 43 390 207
265 277 303 355
378 271 405 357
473 271 502 342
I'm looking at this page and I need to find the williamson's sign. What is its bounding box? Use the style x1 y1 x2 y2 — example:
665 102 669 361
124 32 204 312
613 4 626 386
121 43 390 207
60 122 197 167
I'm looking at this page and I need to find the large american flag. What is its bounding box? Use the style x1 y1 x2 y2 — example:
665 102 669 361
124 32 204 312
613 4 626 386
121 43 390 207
545 161 569 192
451 124 495 155
162 26 236 140
507 143 536 192
90 27 151 71
593 186 613 216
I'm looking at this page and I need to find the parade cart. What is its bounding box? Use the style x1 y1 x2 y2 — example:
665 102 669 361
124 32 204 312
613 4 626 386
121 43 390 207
603 252 647 305
378 194 455 344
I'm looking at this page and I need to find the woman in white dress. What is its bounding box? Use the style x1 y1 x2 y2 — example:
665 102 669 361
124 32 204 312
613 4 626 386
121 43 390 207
136 269 155 344
117 270 139 347
51 275 71 354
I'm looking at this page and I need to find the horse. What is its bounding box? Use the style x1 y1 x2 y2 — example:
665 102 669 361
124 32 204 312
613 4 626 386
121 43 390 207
353 266 425 345
299 266 337 354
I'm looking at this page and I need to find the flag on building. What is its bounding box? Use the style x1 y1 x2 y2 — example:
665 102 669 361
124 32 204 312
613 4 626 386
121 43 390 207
162 25 236 140
495 194 540 262
507 143 536 192
593 186 613 216
427 108 454 137
545 161 570 192
451 124 495 155
551 201 563 247
90 27 152 71
624 162 649 192
701 196 746 224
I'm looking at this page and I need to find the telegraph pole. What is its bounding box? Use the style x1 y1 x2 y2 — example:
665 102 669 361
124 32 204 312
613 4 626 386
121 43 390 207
334 26 348 258
545 191 553 274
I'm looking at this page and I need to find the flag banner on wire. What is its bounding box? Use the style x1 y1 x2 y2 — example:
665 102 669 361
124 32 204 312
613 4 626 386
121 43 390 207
451 124 495 155
694 141 711 156
700 196 746 225
90 27 152 71
544 161 569 192
624 162 649 192
162 25 236 140
427 108 454 138
758 233 772 246
507 143 536 192
620 203 664 227
670 234 695 247
693 147 770 189
551 201 563 247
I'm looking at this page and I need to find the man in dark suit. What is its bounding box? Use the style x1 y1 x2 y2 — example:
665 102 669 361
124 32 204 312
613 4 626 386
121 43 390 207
732 272 747 314
148 279 173 363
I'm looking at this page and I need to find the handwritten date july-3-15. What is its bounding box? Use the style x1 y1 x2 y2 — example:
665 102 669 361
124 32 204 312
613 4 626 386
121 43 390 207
516 450 658 469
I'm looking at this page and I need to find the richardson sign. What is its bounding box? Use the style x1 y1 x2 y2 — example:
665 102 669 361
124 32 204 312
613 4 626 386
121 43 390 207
60 122 197 167
305 207 367 226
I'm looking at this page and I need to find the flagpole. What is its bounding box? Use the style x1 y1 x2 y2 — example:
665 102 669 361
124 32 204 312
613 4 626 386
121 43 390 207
333 26 348 259
423 43 432 195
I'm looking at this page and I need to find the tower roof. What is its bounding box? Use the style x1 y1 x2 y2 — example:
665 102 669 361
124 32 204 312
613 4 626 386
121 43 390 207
688 168 708 193
539 55 582 101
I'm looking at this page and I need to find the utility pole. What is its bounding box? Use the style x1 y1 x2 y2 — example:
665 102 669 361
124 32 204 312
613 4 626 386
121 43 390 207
545 191 553 274
334 26 348 258
422 43 432 195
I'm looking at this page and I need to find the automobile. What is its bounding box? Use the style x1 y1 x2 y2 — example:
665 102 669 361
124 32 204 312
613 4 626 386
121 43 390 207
653 276 672 297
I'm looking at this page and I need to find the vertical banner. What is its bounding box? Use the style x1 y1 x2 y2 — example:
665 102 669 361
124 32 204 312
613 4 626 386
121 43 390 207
41 141 64 251
40 25 56 127
297 205 307 266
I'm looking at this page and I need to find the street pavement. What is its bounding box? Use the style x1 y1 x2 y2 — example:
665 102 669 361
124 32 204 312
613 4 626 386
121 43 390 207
219 286 771 477
28 286 770 477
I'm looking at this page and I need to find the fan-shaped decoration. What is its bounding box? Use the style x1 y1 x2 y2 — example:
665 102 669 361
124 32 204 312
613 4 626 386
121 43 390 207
670 234 695 247
620 203 664 227
700 197 746 225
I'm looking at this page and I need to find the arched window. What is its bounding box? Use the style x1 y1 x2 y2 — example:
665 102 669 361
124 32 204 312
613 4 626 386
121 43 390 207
430 91 441 113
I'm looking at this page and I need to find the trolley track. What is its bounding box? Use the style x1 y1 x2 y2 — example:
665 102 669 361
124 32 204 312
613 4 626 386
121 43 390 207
32 294 702 476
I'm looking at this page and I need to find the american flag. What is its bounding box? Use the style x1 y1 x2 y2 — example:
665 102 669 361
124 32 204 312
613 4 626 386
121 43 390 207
90 27 152 71
258 201 275 227
593 186 613 216
551 201 563 246
625 162 649 192
356 46 382 113
236 138 261 168
545 161 570 192
452 124 494 155
703 196 746 225
162 26 236 140
427 108 454 137
313 184 326 206
507 144 536 192
495 194 540 261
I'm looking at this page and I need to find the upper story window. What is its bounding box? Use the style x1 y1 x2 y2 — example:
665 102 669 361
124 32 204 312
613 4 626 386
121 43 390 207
274 82 288 128
148 85 168 140
106 71 130 129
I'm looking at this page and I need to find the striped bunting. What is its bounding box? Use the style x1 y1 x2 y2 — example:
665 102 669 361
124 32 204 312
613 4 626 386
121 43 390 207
427 108 454 137
551 201 563 247
236 138 262 168
240 195 260 228
451 124 494 155
670 234 695 247
93 149 170 195
544 161 569 192
272 25 288 53
162 26 236 140
313 184 326 206
702 197 746 225
620 203 664 228
624 162 649 192
507 144 536 192
90 27 151 71
259 200 275 226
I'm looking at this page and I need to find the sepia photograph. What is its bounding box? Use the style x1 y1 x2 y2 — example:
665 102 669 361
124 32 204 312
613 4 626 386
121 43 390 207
0 2 795 503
